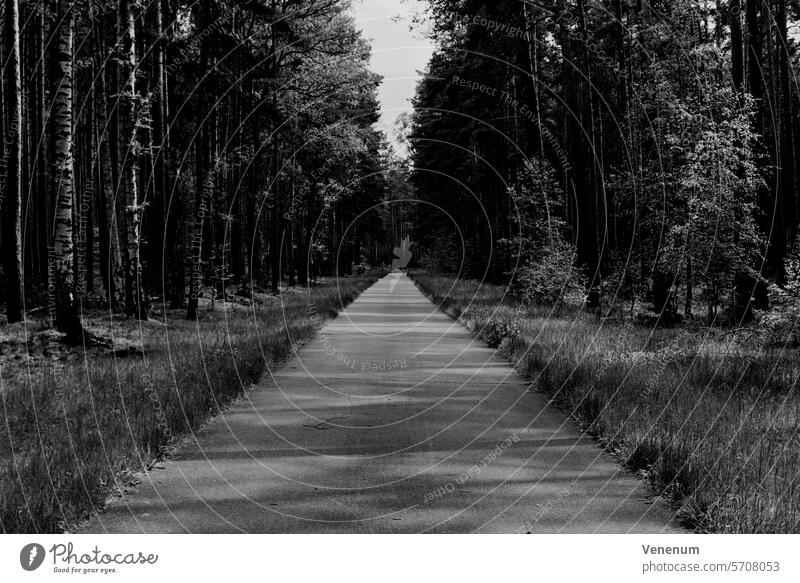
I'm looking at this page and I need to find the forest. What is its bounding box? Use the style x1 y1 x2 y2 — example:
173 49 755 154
0 0 394 340
0 0 405 533
1 0 800 534
403 0 800 533
410 0 800 329
4 0 800 338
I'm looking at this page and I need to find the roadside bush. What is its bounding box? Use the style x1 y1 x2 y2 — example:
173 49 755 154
504 157 584 307
482 315 520 348
757 244 800 346
513 239 584 307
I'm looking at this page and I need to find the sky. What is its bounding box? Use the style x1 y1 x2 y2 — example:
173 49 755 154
351 0 435 152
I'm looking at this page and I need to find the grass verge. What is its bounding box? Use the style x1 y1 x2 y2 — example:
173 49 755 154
0 274 380 533
410 270 800 533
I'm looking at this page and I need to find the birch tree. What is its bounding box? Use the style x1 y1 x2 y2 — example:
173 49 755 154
119 0 148 319
2 0 23 323
52 0 81 338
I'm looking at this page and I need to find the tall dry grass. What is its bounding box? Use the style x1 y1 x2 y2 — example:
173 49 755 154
0 275 379 533
411 271 800 533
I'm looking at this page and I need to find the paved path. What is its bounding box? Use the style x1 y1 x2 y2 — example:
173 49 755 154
83 273 681 533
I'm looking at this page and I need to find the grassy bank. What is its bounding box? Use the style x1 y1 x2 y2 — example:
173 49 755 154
0 274 380 533
410 271 800 533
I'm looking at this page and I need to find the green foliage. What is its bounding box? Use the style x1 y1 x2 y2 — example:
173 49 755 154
610 41 764 319
662 66 763 312
758 242 800 345
505 158 566 260
408 0 544 281
514 240 584 307
504 158 583 306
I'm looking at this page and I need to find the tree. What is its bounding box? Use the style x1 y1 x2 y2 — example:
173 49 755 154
409 0 792 324
504 158 583 306
2 0 24 323
52 0 81 338
93 7 125 309
118 0 148 319
0 0 386 329
663 87 763 321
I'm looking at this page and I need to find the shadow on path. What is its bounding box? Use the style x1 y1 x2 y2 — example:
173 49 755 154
81 273 683 533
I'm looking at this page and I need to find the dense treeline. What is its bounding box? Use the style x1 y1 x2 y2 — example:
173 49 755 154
410 0 800 323
0 0 391 337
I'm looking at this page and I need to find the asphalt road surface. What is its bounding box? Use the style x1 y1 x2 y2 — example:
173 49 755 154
82 273 682 533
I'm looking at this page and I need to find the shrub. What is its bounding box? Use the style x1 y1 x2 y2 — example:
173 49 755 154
757 244 800 346
513 239 584 307
481 316 520 348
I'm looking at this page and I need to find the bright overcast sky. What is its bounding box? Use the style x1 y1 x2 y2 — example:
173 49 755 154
351 0 435 150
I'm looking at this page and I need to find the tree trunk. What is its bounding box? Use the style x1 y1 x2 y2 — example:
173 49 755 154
88 94 107 302
162 0 185 309
147 0 168 282
746 0 763 128
270 141 282 293
186 2 214 320
186 166 213 320
776 0 795 262
296 226 310 287
614 0 627 114
730 0 744 93
94 27 126 308
685 257 693 318
3 0 24 323
561 0 599 283
35 10 50 286
522 1 545 158
119 0 147 319
52 0 81 337
287 171 296 287
246 92 260 282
